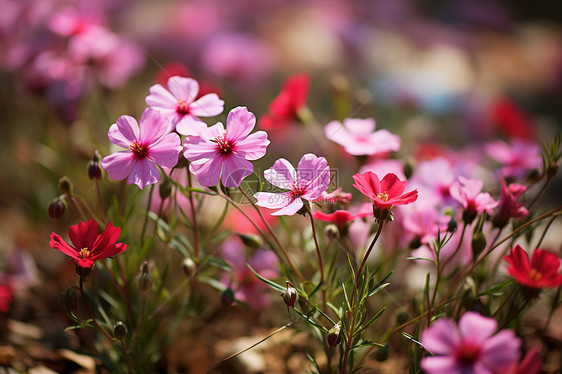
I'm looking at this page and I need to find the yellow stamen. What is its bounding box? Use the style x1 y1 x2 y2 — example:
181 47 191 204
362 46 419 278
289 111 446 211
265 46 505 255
79 248 91 259
376 191 389 202
529 268 542 281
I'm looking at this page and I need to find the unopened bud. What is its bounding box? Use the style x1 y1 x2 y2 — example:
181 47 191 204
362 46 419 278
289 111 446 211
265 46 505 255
327 322 342 348
403 160 414 180
396 310 410 325
471 232 487 260
221 288 235 306
113 321 127 340
60 287 80 315
447 216 457 233
159 176 172 200
137 262 153 294
48 197 66 219
324 224 340 240
182 257 197 278
58 176 72 195
237 233 263 248
87 150 102 180
375 345 390 362
282 281 298 307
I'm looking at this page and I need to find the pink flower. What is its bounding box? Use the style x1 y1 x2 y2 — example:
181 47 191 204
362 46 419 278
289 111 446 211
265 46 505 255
352 172 418 211
101 108 182 190
221 238 279 310
325 118 400 156
485 140 541 179
146 76 224 135
49 220 127 269
421 311 521 374
492 179 528 228
503 245 562 289
450 176 498 223
254 154 331 216
183 106 269 187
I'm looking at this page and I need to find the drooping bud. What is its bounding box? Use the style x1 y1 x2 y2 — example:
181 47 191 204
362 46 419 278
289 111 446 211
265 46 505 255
471 231 487 260
48 197 66 220
282 281 298 308
159 176 172 200
221 288 235 306
375 345 390 362
447 216 457 233
396 310 410 326
327 322 342 348
237 233 263 249
324 224 340 240
87 150 102 180
113 321 127 340
181 257 197 278
58 176 73 195
137 261 153 294
60 287 80 315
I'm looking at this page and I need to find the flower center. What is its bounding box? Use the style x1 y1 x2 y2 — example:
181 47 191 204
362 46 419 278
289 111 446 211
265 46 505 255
79 248 91 259
376 191 389 201
454 341 481 366
214 135 234 154
529 268 542 281
129 141 148 158
176 99 190 115
290 181 307 198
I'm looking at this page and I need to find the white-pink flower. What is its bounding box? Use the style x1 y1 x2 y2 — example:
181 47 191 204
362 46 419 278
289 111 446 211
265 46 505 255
450 176 498 223
485 140 541 179
146 76 224 135
183 106 269 187
421 312 520 374
254 154 331 216
324 118 400 156
101 108 182 189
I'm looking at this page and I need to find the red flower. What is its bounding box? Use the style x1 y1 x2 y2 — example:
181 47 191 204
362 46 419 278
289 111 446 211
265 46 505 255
313 210 360 230
50 220 127 268
499 347 542 374
504 245 562 288
491 97 534 140
352 172 418 212
260 73 309 130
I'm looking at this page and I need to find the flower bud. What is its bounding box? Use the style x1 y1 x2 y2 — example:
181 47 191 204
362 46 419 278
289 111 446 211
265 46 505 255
137 262 153 294
58 177 73 195
113 321 127 340
396 310 410 325
447 216 457 233
60 287 80 315
327 322 341 348
221 288 235 306
375 345 390 362
159 176 172 200
48 197 66 220
237 233 263 249
87 150 102 180
324 224 340 240
282 281 298 307
181 257 197 278
471 231 487 260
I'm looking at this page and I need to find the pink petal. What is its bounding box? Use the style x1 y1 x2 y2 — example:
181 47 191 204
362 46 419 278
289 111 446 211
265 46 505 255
146 84 177 109
458 312 497 344
367 129 401 153
176 115 208 136
138 108 168 143
101 151 136 181
225 106 255 140
167 76 198 102
420 356 461 374
108 115 139 148
480 330 521 370
343 118 376 135
271 197 303 216
127 159 160 189
148 132 182 171
190 93 224 117
297 154 328 184
235 131 269 160
221 155 253 187
421 318 460 355
183 137 219 162
189 156 223 187
380 173 407 197
254 192 293 210
264 158 296 189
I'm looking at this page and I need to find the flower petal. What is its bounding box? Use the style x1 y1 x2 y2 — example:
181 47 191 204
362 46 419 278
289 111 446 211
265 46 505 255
108 115 139 148
101 151 136 181
190 93 224 117
420 356 461 374
127 159 160 189
138 108 168 143
167 76 198 102
221 155 253 187
189 156 223 187
147 132 182 171
226 106 256 140
458 312 497 344
49 233 79 260
146 83 177 109
271 197 303 216
235 131 269 160
421 318 460 355
68 220 99 250
264 158 296 189
254 192 293 210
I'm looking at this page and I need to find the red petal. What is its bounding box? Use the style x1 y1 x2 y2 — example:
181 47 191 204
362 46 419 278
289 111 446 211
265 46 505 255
49 232 79 261
68 220 99 250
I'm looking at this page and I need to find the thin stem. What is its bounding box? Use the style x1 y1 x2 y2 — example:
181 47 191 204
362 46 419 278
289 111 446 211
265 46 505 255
94 178 108 224
439 223 467 272
119 337 133 374
79 275 113 341
536 215 556 249
491 284 518 318
308 212 326 311
68 196 88 222
115 256 137 331
237 187 305 282
140 184 154 248
187 170 201 261
73 195 103 226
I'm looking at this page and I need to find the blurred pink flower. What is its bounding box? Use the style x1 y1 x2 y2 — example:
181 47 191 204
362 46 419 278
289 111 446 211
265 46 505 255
184 106 269 187
492 179 528 228
221 238 279 310
359 159 406 180
49 220 127 269
146 76 224 135
450 176 497 223
260 73 310 131
102 108 182 189
325 118 401 156
48 6 104 36
485 140 541 179
421 312 520 374
254 154 331 216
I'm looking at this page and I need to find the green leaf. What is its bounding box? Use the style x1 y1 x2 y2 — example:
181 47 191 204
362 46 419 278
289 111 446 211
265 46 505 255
207 256 233 272
305 352 322 374
367 283 390 298
406 257 437 265
354 307 386 336
351 340 385 350
199 275 227 291
294 307 329 333
340 279 351 311
477 279 514 297
247 264 286 292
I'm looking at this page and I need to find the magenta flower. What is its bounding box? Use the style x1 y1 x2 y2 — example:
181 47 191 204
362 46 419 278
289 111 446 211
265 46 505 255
183 106 269 187
421 312 521 374
146 76 224 135
220 238 279 310
352 172 418 211
324 118 400 156
485 140 542 179
450 176 498 223
254 154 331 216
492 179 528 228
49 220 127 269
101 108 182 190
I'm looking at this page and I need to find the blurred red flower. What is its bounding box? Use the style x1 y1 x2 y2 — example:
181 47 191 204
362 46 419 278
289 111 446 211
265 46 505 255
504 245 562 288
260 73 309 130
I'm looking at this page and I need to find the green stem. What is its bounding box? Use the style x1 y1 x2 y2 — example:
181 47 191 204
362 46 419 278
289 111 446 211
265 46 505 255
140 184 154 248
187 170 201 261
79 275 113 341
308 211 326 311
